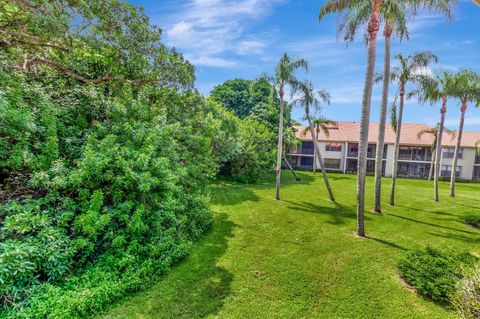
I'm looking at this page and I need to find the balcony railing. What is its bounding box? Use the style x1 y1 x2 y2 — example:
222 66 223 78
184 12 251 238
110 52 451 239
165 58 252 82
347 151 378 158
290 148 314 155
443 152 463 159
398 154 432 161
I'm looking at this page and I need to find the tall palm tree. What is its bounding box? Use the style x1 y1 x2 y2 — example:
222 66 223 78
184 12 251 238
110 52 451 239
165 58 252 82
274 53 308 200
449 70 480 197
375 2 452 213
294 81 336 202
320 0 381 236
417 124 455 181
319 0 454 233
413 71 456 201
302 118 338 174
388 52 438 206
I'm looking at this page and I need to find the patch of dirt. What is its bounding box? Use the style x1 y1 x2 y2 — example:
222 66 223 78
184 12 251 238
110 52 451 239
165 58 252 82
398 276 416 293
465 223 480 231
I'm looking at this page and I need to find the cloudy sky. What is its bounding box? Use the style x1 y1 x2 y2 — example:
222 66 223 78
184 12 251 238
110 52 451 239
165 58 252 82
130 0 480 130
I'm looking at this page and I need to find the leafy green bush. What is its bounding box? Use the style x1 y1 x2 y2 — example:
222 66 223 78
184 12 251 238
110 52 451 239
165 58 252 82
0 0 278 317
452 265 480 319
464 215 480 228
397 247 477 302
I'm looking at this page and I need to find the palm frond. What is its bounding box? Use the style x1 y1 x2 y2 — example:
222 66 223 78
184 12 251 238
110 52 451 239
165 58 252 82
390 99 398 132
313 117 338 138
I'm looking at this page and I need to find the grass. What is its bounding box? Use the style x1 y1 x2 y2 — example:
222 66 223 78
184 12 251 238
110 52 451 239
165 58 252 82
100 172 480 319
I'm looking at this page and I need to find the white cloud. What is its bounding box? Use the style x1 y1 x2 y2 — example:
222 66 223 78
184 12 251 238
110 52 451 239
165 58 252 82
160 0 284 67
236 39 267 55
186 55 238 68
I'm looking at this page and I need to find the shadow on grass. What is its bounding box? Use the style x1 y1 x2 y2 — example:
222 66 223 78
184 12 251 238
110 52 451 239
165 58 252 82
284 200 363 226
101 213 235 319
389 214 478 235
367 237 407 251
210 170 316 206
395 205 456 217
428 232 480 244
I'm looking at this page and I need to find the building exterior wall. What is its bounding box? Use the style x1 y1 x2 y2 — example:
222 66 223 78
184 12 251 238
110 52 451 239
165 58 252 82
289 141 478 181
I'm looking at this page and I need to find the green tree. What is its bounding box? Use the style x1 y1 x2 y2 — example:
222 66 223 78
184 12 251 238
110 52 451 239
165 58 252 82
0 0 193 87
413 71 457 201
273 53 308 201
293 81 335 201
449 70 480 197
389 52 438 205
210 79 256 118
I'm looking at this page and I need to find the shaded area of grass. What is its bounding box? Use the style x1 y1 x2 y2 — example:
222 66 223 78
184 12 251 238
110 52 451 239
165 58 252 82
101 214 235 319
101 171 480 319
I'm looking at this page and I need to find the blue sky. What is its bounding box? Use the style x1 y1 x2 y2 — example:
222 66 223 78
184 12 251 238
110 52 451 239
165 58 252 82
130 0 480 130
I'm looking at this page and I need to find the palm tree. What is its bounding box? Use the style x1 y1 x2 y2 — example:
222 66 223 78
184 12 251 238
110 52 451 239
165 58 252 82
413 71 456 201
449 70 480 197
274 53 308 200
293 81 336 202
388 52 438 206
374 2 452 213
302 118 338 174
319 0 454 233
417 124 456 181
320 0 381 236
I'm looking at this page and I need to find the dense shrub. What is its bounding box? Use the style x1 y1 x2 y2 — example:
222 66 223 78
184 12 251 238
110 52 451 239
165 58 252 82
464 215 480 228
0 1 279 317
452 266 480 319
397 247 477 302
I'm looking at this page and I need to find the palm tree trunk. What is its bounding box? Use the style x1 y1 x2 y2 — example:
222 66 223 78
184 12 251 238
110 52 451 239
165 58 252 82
284 155 300 181
428 150 435 181
275 85 285 200
450 101 467 197
374 23 392 214
389 85 405 206
313 130 317 174
434 99 447 202
307 116 335 202
357 0 381 237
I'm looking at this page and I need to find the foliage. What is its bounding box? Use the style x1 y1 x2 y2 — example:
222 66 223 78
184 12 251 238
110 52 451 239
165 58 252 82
0 0 281 317
452 265 480 319
210 79 256 118
464 215 480 228
209 77 284 131
397 247 477 302
319 0 454 42
218 119 276 183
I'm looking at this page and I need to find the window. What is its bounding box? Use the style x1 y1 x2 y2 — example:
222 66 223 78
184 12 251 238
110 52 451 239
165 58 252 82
399 146 431 161
474 167 480 179
397 162 430 177
326 143 342 152
443 148 462 159
348 143 358 157
324 159 341 170
441 165 461 177
300 157 314 167
299 141 314 155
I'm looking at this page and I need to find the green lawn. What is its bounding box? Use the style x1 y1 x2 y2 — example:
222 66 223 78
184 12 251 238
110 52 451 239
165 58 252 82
100 172 480 319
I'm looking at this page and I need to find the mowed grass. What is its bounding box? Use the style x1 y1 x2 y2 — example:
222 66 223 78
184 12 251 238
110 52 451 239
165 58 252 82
101 172 480 319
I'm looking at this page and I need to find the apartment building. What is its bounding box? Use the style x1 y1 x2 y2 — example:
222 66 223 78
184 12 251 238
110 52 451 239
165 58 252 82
288 122 480 180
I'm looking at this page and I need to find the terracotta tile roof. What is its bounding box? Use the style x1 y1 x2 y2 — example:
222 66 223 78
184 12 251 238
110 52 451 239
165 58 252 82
293 122 480 148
